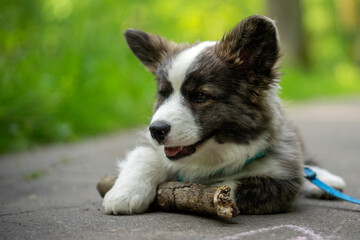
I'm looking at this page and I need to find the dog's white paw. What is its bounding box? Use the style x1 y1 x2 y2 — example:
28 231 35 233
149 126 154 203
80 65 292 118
102 184 155 215
302 166 346 199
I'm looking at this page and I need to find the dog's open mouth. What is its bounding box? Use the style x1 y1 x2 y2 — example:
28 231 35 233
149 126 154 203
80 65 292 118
163 135 212 160
164 145 196 160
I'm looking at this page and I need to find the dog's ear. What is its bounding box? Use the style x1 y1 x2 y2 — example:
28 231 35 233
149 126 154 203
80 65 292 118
124 29 179 74
216 15 280 81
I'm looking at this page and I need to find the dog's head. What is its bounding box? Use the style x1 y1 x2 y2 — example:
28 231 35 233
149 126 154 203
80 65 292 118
124 15 280 162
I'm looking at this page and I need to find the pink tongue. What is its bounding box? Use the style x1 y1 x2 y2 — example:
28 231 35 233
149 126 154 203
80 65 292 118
164 146 182 157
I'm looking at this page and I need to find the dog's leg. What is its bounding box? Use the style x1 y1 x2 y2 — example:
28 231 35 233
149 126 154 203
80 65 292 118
103 146 169 215
233 176 301 214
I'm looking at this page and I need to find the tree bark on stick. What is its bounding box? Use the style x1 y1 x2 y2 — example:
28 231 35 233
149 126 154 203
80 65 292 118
97 174 240 219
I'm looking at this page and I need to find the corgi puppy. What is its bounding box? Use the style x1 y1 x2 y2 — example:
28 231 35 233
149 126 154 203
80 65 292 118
103 15 346 215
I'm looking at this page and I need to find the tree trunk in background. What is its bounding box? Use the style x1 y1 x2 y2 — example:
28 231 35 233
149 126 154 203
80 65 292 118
267 0 309 67
335 0 360 66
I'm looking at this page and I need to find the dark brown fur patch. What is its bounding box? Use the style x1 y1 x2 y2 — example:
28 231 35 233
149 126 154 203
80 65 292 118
178 54 274 144
235 176 301 214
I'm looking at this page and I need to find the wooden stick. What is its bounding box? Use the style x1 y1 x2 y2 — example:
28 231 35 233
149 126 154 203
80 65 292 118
96 174 117 198
96 174 240 219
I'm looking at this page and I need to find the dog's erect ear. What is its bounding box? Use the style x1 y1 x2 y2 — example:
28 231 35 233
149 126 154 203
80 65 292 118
216 15 280 80
124 29 180 74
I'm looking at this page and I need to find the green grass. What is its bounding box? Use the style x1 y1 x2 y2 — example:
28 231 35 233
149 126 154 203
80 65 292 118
280 63 360 101
1 0 359 154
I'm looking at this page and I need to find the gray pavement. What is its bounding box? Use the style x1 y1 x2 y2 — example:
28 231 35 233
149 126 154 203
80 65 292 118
1 98 360 240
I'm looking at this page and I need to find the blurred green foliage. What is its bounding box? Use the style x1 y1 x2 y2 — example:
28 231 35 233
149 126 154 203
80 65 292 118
0 0 359 153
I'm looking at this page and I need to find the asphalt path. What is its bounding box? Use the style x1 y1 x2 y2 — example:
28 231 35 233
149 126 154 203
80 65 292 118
1 98 359 240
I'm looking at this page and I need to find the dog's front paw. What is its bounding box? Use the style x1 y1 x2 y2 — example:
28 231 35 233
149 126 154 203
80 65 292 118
102 184 155 215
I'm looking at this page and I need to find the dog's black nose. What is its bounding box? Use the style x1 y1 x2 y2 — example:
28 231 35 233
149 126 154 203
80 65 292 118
149 121 171 144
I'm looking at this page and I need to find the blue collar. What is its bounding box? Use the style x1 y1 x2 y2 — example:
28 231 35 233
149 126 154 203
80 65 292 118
244 149 266 165
177 149 266 183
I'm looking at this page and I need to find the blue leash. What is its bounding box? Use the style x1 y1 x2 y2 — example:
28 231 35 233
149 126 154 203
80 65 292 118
304 167 360 205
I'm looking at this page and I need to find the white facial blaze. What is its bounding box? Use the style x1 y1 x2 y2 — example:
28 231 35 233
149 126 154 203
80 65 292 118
151 42 216 147
151 92 199 146
168 41 216 90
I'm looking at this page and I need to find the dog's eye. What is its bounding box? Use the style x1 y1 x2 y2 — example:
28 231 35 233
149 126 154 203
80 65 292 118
158 90 168 99
193 92 209 103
